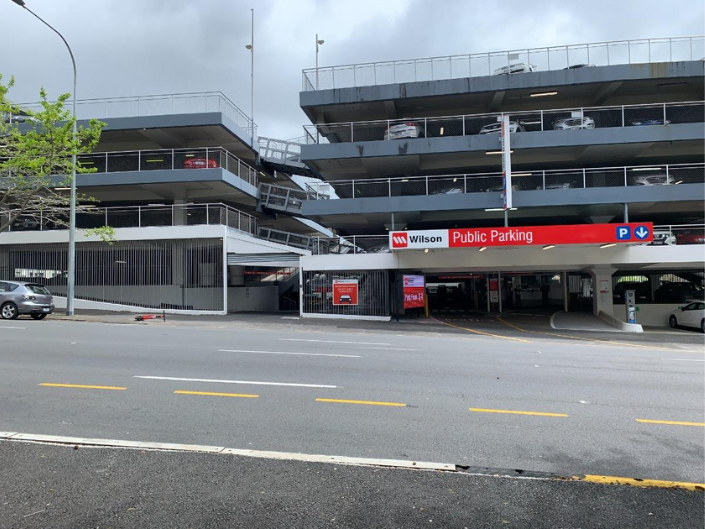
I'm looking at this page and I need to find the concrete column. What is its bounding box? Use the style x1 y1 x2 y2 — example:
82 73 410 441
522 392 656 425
562 271 569 313
589 267 617 318
174 199 188 226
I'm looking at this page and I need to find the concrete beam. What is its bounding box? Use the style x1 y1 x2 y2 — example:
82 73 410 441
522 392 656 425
592 81 623 105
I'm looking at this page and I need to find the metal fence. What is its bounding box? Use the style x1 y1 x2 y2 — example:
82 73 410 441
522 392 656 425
651 224 705 246
303 101 705 144
0 239 225 311
305 163 705 199
310 236 390 255
65 147 259 187
18 91 257 138
302 270 390 317
259 182 307 213
303 36 705 90
258 227 311 250
4 203 258 236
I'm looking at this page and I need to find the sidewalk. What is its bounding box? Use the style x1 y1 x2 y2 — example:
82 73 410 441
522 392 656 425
1 440 702 529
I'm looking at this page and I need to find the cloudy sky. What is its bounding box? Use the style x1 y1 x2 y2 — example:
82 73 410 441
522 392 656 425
2 0 702 139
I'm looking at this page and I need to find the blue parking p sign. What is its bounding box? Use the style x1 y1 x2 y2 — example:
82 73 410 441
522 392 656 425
616 226 631 240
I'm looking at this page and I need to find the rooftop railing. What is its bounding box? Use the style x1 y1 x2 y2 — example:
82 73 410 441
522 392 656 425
18 91 257 138
258 136 303 163
4 203 258 236
303 36 705 91
41 147 258 187
303 101 705 144
310 225 705 255
305 163 705 200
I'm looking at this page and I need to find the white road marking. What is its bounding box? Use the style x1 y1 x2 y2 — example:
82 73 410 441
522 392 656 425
280 338 391 346
0 326 26 330
280 316 300 320
218 349 360 358
133 375 337 389
661 358 705 362
359 347 419 351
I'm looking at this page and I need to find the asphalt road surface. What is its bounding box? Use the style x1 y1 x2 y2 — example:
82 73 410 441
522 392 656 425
1 441 703 529
1 314 703 484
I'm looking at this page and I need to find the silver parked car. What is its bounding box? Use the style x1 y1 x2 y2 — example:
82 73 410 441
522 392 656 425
553 117 595 130
0 281 55 320
493 63 537 75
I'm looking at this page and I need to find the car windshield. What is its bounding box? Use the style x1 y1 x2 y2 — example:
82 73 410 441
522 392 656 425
26 284 51 295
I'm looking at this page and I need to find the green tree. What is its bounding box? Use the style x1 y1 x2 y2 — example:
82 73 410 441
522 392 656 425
0 74 112 240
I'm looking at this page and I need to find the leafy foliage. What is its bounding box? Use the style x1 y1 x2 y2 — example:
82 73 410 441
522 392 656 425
0 74 113 241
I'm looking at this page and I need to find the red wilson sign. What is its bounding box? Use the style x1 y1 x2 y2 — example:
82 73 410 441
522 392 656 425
390 223 653 250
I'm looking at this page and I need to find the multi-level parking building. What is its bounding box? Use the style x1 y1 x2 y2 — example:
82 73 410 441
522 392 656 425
1 92 324 314
297 37 705 327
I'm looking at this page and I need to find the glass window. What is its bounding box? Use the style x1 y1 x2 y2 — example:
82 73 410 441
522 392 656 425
26 284 51 295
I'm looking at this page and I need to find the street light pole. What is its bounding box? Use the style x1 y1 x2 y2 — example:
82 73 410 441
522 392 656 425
12 0 78 316
244 8 254 145
315 34 324 89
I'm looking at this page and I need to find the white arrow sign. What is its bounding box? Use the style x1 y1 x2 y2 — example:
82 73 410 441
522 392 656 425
634 226 650 239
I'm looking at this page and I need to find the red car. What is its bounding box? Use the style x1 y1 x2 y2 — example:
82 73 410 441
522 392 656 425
676 232 705 245
183 158 218 169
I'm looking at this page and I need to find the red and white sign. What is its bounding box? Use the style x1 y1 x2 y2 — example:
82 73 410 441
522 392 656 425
332 279 358 306
389 223 653 250
403 275 425 309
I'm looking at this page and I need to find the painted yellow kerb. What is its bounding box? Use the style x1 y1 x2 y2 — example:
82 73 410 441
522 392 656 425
174 390 259 398
636 419 705 427
580 474 705 492
39 383 126 391
469 407 568 417
441 320 533 343
316 398 407 407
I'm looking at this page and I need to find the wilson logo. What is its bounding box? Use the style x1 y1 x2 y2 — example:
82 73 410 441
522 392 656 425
391 234 408 247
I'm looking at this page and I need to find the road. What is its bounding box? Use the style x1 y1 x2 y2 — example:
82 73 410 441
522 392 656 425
1 313 703 485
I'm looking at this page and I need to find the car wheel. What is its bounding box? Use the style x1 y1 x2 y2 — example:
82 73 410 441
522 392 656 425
31 313 47 320
669 315 678 328
1 302 19 320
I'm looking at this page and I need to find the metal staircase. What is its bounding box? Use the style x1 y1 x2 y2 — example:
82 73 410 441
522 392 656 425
259 182 307 216
258 136 315 177
258 226 311 250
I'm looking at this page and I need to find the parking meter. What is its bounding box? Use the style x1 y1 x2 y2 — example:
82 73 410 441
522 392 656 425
625 290 637 324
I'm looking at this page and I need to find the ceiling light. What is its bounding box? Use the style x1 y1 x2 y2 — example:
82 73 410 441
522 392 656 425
631 167 662 172
512 172 532 177
424 249 429 253
146 159 164 163
453 178 457 182
600 243 616 249
401 179 409 182
675 180 683 185
184 154 195 157
485 208 504 212
479 246 487 252
440 126 445 135
530 91 558 97
486 150 513 155
542 245 555 250
147 203 166 206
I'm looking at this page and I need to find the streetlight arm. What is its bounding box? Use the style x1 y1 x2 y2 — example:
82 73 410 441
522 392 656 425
20 5 77 82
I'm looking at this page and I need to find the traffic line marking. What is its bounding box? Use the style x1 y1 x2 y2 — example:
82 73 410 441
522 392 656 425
0 326 26 330
636 419 705 427
441 320 533 343
496 317 675 351
469 407 568 418
0 433 701 491
133 375 337 389
218 349 360 358
578 474 705 492
280 338 391 345
39 383 126 391
661 358 705 362
174 390 259 398
316 398 406 407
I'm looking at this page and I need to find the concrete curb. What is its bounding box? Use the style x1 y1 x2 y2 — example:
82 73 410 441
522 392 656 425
1 432 703 491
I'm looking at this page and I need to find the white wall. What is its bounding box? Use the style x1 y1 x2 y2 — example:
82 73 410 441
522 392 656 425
228 286 279 312
612 303 683 327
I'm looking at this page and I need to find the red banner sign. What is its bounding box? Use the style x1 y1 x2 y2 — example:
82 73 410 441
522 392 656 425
403 275 425 309
390 223 653 250
332 279 358 306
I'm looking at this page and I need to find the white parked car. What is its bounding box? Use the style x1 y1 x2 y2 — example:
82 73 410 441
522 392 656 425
493 63 537 75
480 121 525 134
633 174 675 186
384 122 425 140
669 302 705 332
650 231 676 245
553 117 595 130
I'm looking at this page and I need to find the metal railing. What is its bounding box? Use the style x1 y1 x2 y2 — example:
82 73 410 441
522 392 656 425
258 136 303 164
258 227 311 250
305 163 705 200
651 224 705 245
5 202 258 236
303 100 705 144
303 36 705 90
47 147 258 187
259 182 307 213
17 91 257 138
